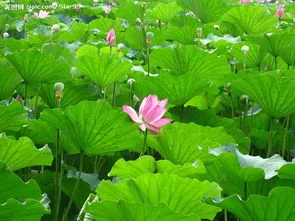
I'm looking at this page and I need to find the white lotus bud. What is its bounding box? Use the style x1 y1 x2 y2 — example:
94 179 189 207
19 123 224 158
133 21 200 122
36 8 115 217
136 18 142 25
54 82 64 92
146 32 154 44
54 82 64 99
117 43 124 51
241 45 249 55
52 2 58 9
3 32 9 39
127 78 136 84
196 28 202 38
51 24 60 33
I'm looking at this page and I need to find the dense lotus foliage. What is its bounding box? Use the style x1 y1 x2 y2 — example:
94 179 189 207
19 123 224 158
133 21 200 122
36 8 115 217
0 0 295 220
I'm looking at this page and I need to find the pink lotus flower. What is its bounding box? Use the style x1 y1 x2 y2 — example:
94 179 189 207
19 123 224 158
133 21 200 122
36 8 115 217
106 28 116 46
240 0 251 3
104 6 111 15
34 10 49 19
122 95 172 134
275 4 284 18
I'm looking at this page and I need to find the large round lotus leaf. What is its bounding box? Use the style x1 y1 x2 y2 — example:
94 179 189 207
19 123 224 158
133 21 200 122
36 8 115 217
97 173 221 220
0 101 27 133
0 162 49 220
133 72 208 106
221 6 277 36
27 100 143 155
150 45 230 85
0 67 22 100
148 2 181 22
233 72 295 117
87 200 200 221
76 54 132 88
0 134 53 171
207 187 295 221
109 155 205 180
250 32 295 58
148 122 235 164
6 48 71 83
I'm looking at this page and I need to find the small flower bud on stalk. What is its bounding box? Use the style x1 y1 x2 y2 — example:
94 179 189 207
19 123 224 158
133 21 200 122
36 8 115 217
54 82 64 103
196 28 202 38
141 2 147 8
24 14 29 23
5 24 9 31
223 83 231 96
239 95 249 105
117 43 124 52
52 2 58 9
136 18 142 25
146 32 154 45
241 45 249 70
51 24 60 33
3 32 9 39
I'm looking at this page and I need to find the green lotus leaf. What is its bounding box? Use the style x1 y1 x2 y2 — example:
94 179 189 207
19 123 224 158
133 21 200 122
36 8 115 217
76 54 132 88
30 100 142 154
233 72 295 117
277 161 295 180
42 43 76 65
0 198 50 221
76 45 98 57
148 122 235 164
89 17 115 33
250 32 295 58
150 45 230 85
0 161 49 220
6 48 71 83
109 155 205 180
0 101 27 133
0 134 53 171
148 2 181 22
0 67 22 100
134 72 208 106
221 5 277 36
97 173 221 220
280 45 295 67
86 200 200 221
165 25 197 45
115 0 143 25
0 161 42 203
193 0 228 23
207 187 295 221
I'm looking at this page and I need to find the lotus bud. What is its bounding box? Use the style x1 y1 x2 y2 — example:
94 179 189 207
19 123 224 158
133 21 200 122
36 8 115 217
51 24 60 33
104 6 111 15
275 4 284 18
264 64 269 72
156 20 165 27
106 28 116 46
136 18 142 25
223 83 231 96
240 0 251 4
239 95 249 105
213 25 220 30
24 14 29 22
241 45 250 55
109 0 117 6
117 43 124 52
54 82 64 99
146 32 154 45
3 32 9 39
196 28 202 38
141 2 147 8
127 78 136 85
93 28 100 35
52 2 58 9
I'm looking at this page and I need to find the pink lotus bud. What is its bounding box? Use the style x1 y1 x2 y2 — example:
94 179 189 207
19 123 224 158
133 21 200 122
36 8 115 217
275 4 284 18
240 0 251 3
106 28 116 46
104 6 111 15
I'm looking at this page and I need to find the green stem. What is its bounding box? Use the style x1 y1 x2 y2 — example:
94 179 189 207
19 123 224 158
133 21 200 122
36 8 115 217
243 55 247 70
111 83 116 107
274 56 278 70
244 181 247 200
229 96 237 138
282 115 290 159
267 117 274 157
142 130 148 155
224 210 228 221
147 45 150 75
62 153 84 221
54 152 65 221
33 83 42 119
129 83 133 106
24 82 28 106
54 129 60 221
